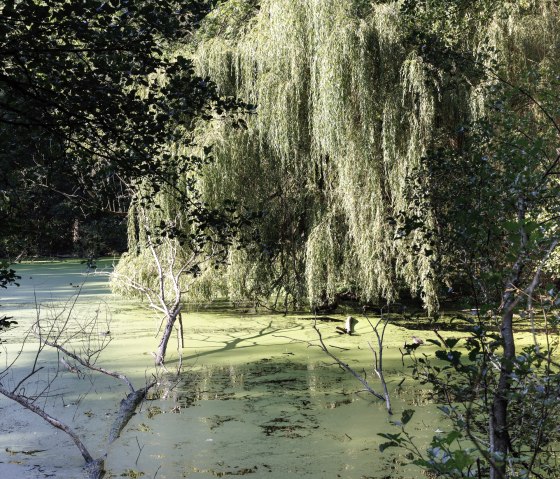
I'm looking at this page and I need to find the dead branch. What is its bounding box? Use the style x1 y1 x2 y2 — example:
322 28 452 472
0 290 159 479
367 315 393 414
311 320 387 403
0 383 100 470
42 338 135 393
108 381 156 443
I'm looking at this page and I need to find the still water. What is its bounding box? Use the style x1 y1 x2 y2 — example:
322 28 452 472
0 260 436 478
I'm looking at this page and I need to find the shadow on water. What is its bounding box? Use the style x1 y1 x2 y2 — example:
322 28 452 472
177 320 305 363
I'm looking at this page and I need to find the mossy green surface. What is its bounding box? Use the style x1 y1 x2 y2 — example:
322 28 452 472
0 260 545 478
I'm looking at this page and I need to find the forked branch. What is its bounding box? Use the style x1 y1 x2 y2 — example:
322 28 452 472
312 320 391 413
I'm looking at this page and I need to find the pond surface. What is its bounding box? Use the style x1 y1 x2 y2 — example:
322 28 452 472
0 260 438 478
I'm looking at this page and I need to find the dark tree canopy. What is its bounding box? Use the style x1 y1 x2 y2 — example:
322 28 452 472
0 0 238 257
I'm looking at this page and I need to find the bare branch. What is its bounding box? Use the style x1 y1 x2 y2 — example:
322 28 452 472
42 338 135 393
0 383 96 464
311 320 386 403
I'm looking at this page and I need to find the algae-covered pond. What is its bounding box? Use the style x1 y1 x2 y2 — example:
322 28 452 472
0 260 440 478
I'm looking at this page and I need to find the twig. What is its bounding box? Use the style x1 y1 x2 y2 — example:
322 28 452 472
135 436 145 465
153 465 162 479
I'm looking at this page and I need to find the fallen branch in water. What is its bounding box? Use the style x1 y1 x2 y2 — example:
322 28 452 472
36 313 157 443
43 337 156 444
0 292 157 479
0 383 95 463
0 383 105 479
109 382 156 443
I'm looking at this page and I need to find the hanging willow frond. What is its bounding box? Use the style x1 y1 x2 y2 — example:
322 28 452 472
122 0 560 314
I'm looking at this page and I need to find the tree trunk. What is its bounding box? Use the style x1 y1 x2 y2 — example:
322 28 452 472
154 306 181 366
489 197 527 479
490 308 515 479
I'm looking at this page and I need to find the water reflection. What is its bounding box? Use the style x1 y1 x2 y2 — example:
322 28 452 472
175 359 345 407
132 356 427 479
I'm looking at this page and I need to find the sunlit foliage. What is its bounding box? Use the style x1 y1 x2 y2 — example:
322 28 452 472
124 0 559 313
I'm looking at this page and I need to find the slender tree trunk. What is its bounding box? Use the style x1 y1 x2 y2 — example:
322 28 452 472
488 236 559 479
154 306 181 366
72 218 80 248
490 308 515 479
177 312 184 371
489 197 526 479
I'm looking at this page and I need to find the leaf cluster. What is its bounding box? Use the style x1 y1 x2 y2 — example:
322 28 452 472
393 312 560 478
0 0 249 255
0 263 18 343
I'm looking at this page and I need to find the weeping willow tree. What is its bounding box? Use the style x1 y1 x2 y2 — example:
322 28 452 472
191 0 440 311
119 0 559 316
185 0 560 313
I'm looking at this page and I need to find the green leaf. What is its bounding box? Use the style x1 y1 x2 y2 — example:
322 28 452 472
401 409 415 425
441 430 462 445
451 449 475 469
444 338 460 348
379 441 399 452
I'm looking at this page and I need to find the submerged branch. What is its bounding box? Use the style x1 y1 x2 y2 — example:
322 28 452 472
0 383 95 464
108 382 156 443
0 383 107 479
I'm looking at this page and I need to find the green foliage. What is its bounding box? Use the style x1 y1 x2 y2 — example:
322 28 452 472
0 0 245 257
0 262 19 290
1 0 216 187
185 0 560 312
193 0 443 311
112 167 250 304
379 2 560 477
196 0 260 41
0 262 18 344
400 70 560 305
384 311 560 478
